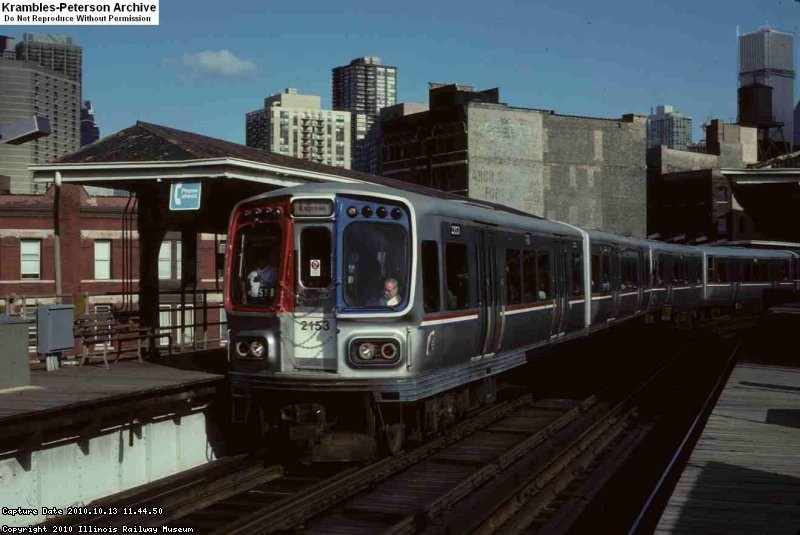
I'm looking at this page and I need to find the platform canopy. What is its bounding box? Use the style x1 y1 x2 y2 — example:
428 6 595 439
722 167 800 242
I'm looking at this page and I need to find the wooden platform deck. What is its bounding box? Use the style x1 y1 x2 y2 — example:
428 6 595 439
0 362 224 439
656 361 800 534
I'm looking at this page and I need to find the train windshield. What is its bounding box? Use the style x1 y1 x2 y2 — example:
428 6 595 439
231 222 283 307
342 222 409 309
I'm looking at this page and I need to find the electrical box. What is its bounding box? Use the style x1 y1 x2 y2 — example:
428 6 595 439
0 315 30 389
37 304 75 354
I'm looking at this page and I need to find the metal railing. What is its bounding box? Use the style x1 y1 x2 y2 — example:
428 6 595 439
2 289 228 359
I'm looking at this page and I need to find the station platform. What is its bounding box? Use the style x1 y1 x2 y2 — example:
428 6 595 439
655 317 800 534
0 360 226 526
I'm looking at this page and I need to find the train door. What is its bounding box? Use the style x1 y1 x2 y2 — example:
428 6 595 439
550 240 569 338
475 229 502 357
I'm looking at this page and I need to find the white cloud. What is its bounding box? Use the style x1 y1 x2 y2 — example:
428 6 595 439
180 50 257 77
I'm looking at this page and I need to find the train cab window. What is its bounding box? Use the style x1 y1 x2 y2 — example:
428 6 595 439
537 251 550 300
445 243 470 310
232 222 282 307
421 241 440 312
505 249 522 305
571 250 583 295
300 227 331 289
343 222 409 308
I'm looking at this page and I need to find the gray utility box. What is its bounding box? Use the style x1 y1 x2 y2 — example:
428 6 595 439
0 315 30 389
37 304 75 354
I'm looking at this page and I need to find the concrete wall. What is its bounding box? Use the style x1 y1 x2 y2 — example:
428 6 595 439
467 104 545 216
0 408 214 526
467 104 647 236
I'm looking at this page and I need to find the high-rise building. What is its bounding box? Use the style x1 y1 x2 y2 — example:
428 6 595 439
794 100 800 148
332 56 397 173
80 100 99 146
0 58 81 193
0 36 16 60
738 27 794 142
245 88 352 169
15 33 82 86
646 105 693 149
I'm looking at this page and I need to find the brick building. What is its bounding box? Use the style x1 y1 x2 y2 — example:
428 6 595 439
0 183 227 348
380 84 648 237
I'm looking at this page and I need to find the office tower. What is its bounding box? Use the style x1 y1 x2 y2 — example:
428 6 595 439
245 88 352 169
646 105 693 149
0 59 81 193
81 100 99 146
332 56 397 173
738 27 794 142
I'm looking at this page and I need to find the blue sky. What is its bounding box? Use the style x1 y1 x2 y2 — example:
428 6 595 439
6 0 800 143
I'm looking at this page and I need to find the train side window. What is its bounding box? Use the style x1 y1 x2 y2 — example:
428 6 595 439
522 251 537 302
743 261 753 283
591 253 601 292
655 256 663 286
719 260 728 282
571 250 583 295
421 241 440 312
781 260 790 281
445 243 469 310
708 256 715 282
505 249 522 305
537 251 550 300
600 253 611 292
300 227 332 288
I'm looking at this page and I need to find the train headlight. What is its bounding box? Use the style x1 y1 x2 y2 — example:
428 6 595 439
380 343 397 360
235 341 250 358
358 343 376 360
249 340 266 359
350 338 401 366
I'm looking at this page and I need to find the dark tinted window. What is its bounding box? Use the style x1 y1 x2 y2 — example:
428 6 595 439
421 241 440 312
571 249 583 295
523 251 537 302
300 227 331 288
505 249 522 305
537 251 550 300
445 243 469 310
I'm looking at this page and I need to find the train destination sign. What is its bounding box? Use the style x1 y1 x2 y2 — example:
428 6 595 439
169 181 202 211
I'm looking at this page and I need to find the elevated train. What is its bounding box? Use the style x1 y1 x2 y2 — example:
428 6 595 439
224 182 799 458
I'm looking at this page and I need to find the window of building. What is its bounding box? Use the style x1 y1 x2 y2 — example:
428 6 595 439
94 240 111 280
421 241 440 312
158 241 172 280
159 305 172 347
445 243 469 310
20 239 41 279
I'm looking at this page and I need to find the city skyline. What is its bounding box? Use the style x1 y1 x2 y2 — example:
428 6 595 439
1 0 799 146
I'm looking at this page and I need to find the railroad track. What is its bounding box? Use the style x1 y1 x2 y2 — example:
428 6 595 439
40 316 758 534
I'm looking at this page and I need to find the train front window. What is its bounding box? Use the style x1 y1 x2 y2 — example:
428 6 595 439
343 223 409 308
232 222 282 307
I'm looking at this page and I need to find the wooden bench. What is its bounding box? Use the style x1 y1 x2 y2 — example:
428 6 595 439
73 312 172 369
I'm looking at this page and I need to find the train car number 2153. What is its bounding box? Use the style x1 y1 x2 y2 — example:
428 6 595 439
300 320 330 331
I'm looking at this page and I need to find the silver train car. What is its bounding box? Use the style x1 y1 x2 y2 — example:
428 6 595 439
224 182 799 457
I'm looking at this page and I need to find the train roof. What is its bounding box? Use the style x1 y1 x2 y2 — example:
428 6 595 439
239 182 583 238
696 245 796 259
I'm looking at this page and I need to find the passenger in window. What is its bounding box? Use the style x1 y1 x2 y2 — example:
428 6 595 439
601 274 611 293
377 278 402 307
537 284 548 301
247 253 277 298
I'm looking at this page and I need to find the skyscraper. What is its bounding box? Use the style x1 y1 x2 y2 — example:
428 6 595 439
646 105 693 150
15 33 82 86
738 27 794 143
332 56 397 173
245 88 352 169
80 100 99 146
0 58 81 193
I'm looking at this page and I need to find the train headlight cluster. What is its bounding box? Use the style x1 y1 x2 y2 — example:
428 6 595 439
350 339 401 366
345 205 404 220
233 338 268 359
